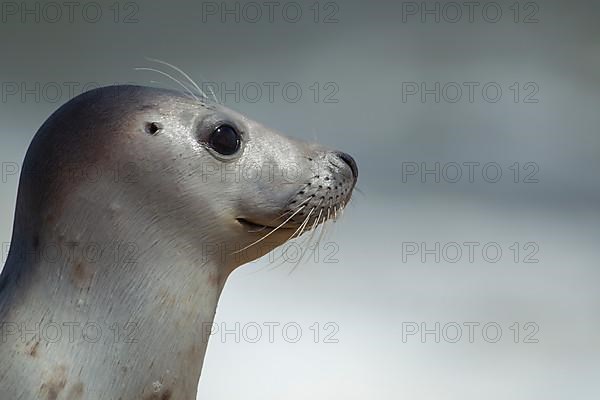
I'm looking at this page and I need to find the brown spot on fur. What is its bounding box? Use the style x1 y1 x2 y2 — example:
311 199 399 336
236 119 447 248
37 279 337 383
71 261 94 289
158 288 176 307
66 382 84 399
39 365 67 400
143 389 172 400
207 272 220 288
188 343 202 361
26 339 40 357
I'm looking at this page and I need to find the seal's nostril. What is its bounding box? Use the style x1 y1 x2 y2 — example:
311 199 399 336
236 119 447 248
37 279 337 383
336 151 358 179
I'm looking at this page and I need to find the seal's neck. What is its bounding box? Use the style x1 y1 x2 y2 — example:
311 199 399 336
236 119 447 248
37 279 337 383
0 201 231 399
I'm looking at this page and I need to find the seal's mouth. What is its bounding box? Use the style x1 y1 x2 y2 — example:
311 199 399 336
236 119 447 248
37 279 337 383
236 218 268 230
236 217 293 232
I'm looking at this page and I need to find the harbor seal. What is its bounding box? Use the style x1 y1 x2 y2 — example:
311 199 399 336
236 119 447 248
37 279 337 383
0 85 357 399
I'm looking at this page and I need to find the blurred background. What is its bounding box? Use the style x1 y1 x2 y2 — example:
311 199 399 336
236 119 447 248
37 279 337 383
0 0 598 398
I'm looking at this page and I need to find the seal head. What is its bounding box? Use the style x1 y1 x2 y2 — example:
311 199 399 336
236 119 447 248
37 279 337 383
0 85 358 399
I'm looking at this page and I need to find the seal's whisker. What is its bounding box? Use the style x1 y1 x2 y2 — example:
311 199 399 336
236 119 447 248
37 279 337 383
289 205 326 274
314 212 329 254
233 205 307 254
286 210 312 244
271 211 314 270
341 200 349 219
337 205 344 222
307 209 326 258
145 57 210 100
244 196 313 234
206 85 219 104
271 200 323 269
266 222 310 272
291 207 314 240
269 201 323 272
338 203 345 219
312 207 325 231
309 207 329 254
306 199 325 234
149 80 196 102
134 67 199 101
268 195 313 224
288 210 312 240
266 235 304 270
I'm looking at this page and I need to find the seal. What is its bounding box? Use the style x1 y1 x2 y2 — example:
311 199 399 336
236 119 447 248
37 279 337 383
0 85 357 399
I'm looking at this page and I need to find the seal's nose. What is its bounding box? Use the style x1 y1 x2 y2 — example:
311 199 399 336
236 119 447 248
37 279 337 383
335 151 358 179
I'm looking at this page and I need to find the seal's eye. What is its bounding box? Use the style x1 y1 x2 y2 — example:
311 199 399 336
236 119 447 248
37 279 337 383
209 125 241 156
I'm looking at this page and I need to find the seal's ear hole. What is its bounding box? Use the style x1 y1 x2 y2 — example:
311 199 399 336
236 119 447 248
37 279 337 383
145 122 162 135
